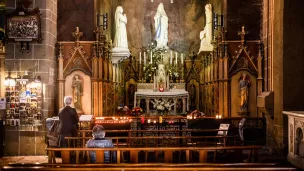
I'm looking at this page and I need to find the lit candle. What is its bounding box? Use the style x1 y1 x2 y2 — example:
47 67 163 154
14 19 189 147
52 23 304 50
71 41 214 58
150 51 153 64
159 116 163 123
170 51 173 65
181 53 183 64
148 119 151 124
144 52 146 66
175 52 178 65
139 52 142 65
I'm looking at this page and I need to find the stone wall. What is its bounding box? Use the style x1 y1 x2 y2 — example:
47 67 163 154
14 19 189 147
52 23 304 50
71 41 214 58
226 0 262 40
263 0 304 155
58 0 226 51
4 0 57 156
57 0 94 41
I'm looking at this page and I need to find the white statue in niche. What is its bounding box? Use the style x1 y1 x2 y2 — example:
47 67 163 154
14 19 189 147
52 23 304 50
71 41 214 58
113 6 128 49
154 3 169 49
198 4 213 53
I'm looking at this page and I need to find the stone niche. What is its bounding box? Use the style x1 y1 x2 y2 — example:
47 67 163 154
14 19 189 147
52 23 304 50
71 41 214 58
65 71 91 115
283 111 304 169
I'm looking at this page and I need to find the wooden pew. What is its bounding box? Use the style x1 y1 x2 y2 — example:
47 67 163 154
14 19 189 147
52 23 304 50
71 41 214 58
7 162 281 167
65 135 239 148
46 146 261 164
2 166 297 171
2 163 297 171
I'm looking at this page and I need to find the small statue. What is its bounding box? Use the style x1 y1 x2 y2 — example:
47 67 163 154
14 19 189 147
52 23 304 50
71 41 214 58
189 84 196 110
238 73 250 113
72 75 83 111
154 3 169 49
113 6 128 49
198 4 213 53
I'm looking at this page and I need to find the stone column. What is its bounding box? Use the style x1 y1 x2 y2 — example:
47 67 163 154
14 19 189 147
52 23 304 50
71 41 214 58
145 98 150 114
136 98 140 108
173 98 177 114
57 44 64 109
182 98 186 113
257 43 263 95
4 0 58 156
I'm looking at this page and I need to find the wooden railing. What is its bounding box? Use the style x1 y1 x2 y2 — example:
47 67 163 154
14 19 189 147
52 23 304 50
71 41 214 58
46 146 261 164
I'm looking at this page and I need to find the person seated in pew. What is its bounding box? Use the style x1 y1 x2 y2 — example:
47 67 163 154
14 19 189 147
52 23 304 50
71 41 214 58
86 125 117 163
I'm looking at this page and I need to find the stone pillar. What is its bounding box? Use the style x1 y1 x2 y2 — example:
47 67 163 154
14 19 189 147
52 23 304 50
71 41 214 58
57 44 64 109
145 98 150 114
257 43 263 95
174 98 177 114
4 0 58 156
136 98 140 108
182 98 186 113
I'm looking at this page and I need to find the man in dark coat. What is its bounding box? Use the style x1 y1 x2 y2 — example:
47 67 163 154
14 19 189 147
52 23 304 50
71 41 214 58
86 125 116 163
58 96 79 147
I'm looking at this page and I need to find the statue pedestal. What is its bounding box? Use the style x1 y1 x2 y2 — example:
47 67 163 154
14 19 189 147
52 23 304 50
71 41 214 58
198 45 213 53
111 47 130 64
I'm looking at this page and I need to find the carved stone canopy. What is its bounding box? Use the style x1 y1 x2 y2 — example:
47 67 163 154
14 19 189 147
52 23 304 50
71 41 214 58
229 47 258 77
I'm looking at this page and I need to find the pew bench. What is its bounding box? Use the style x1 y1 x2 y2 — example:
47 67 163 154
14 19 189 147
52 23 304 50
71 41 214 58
65 135 239 148
46 146 261 164
2 163 297 171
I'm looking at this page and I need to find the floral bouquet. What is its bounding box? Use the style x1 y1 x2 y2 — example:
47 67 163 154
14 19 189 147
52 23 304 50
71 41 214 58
132 107 143 116
151 99 174 115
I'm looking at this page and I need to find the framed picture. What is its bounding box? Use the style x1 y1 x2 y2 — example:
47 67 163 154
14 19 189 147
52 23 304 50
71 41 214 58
6 7 42 42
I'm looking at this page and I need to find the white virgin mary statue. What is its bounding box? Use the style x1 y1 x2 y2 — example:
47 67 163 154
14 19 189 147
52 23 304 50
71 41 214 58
198 4 213 53
114 6 128 49
154 3 169 49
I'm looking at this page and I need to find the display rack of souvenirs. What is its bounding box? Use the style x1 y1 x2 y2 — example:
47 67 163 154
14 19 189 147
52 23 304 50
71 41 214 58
4 78 42 126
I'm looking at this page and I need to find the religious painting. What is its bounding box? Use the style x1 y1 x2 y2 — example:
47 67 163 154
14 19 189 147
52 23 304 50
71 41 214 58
6 8 42 42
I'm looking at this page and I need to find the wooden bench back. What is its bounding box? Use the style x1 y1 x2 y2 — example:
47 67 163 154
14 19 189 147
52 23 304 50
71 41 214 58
66 135 238 148
46 146 261 164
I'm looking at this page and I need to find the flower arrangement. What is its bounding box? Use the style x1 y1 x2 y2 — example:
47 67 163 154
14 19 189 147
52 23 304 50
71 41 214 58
151 99 174 114
117 104 132 116
132 106 143 116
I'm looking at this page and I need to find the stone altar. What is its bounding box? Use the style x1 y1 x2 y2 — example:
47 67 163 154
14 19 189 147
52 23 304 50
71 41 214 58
283 111 304 169
134 83 188 115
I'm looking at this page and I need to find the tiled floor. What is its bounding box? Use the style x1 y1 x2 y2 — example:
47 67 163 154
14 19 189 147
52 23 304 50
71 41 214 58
0 156 61 168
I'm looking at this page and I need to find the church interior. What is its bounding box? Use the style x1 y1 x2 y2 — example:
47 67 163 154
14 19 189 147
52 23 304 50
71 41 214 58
0 0 304 170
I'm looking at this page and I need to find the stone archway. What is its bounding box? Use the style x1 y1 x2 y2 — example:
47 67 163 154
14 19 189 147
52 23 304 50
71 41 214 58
295 128 304 156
